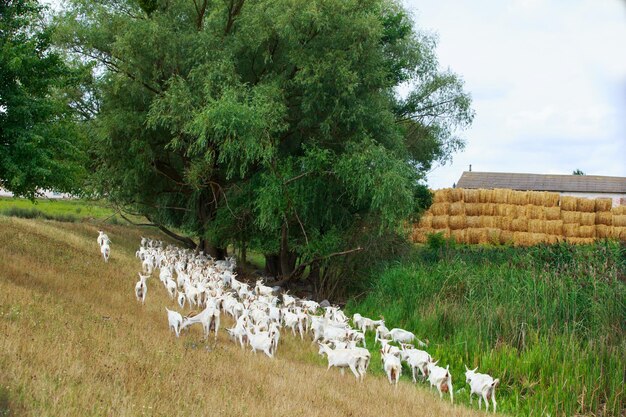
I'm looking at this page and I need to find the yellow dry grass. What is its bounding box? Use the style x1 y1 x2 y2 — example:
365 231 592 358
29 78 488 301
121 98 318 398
0 217 488 417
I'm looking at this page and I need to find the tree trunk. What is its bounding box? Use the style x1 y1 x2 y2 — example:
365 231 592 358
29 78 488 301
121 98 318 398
279 222 297 277
199 238 226 260
265 254 281 277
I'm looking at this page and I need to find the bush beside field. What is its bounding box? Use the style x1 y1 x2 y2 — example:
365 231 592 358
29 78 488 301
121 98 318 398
346 241 626 416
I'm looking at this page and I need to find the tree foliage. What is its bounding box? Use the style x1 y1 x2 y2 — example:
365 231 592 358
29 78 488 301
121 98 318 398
0 0 86 198
56 0 473 292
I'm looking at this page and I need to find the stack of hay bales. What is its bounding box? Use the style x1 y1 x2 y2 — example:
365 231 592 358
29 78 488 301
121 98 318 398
413 188 626 246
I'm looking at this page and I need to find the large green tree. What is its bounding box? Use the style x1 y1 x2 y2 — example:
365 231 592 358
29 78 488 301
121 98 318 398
0 0 85 198
57 0 472 291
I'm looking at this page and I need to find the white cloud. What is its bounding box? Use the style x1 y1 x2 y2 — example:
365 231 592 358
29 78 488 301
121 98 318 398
404 0 626 188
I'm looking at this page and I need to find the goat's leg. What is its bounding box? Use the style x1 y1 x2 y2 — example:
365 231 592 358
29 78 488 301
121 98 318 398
349 363 360 380
411 366 417 384
448 382 453 404
492 391 497 413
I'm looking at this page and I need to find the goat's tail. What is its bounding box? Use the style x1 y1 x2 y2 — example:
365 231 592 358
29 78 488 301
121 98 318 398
492 378 500 388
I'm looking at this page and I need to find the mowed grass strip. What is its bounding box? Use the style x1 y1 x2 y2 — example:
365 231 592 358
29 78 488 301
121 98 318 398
0 217 487 417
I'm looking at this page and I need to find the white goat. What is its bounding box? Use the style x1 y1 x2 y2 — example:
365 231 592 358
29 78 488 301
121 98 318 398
465 366 500 413
135 273 148 304
165 308 183 337
318 343 368 381
381 352 402 386
100 242 111 263
426 361 454 403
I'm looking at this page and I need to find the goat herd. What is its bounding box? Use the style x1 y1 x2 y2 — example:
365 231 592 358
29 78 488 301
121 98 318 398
96 231 501 413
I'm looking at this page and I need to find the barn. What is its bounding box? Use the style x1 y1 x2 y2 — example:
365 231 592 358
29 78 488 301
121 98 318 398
456 172 626 207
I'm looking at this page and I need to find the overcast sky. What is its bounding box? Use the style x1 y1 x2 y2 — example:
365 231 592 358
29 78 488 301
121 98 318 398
404 0 626 189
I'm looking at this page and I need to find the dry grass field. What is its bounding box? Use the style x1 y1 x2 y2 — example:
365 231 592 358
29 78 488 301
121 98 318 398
0 217 488 417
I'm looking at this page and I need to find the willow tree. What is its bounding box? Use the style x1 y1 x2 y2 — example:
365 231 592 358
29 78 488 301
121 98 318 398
57 0 472 288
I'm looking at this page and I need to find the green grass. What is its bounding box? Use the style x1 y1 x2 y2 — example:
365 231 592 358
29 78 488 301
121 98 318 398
0 197 141 224
346 242 626 416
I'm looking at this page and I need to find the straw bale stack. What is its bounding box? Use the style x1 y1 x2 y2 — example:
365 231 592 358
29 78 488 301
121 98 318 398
479 189 494 203
596 225 611 239
578 225 596 238
495 204 517 217
433 189 451 203
595 211 612 226
566 237 595 245
528 219 545 233
561 211 581 224
430 203 450 216
465 203 482 217
493 189 511 204
418 213 433 228
560 196 577 211
463 189 480 203
526 205 546 220
528 191 559 207
509 190 529 206
449 215 466 230
579 212 596 226
511 218 528 232
449 188 464 202
450 229 466 243
468 228 489 244
545 206 561 220
432 215 449 229
612 206 626 215
544 220 563 235
479 216 499 228
563 223 579 237
613 215 626 228
432 228 450 238
449 201 465 216
577 198 595 213
595 198 612 212
500 230 514 244
497 217 512 231
466 216 481 228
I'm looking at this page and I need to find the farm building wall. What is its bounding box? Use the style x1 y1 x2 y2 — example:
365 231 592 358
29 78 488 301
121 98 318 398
412 188 626 245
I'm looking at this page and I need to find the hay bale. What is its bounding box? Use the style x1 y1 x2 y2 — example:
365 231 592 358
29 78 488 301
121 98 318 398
560 196 577 211
544 234 561 244
497 216 512 231
466 216 481 228
579 212 596 226
500 230 514 244
578 225 596 238
527 205 546 220
528 219 545 233
485 228 501 244
561 211 581 224
613 215 626 228
479 203 497 216
577 198 595 213
493 189 511 204
509 190 529 206
430 203 450 216
495 204 517 217
595 212 612 226
433 189 452 203
418 213 433 228
527 191 559 207
449 215 466 230
463 189 480 203
513 232 547 246
511 217 528 232
479 216 498 228
563 223 579 237
544 220 563 235
432 215 449 229
411 228 430 243
449 201 465 216
595 198 612 212
465 203 482 216
468 228 489 244
612 206 626 215
450 188 464 202
617 227 626 241
450 229 467 244
431 228 450 238
566 237 595 245
545 206 561 220
479 189 495 203
596 224 611 239
515 205 529 218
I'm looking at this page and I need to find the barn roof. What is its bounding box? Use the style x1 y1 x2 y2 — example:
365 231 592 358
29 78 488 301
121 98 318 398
456 172 626 193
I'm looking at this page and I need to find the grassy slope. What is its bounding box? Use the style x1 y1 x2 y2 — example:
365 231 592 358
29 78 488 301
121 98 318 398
346 245 626 416
0 217 486 417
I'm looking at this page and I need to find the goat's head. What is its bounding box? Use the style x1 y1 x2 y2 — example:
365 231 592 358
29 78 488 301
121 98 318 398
464 365 479 384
